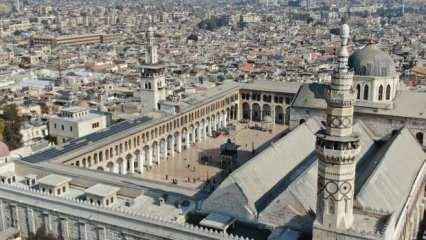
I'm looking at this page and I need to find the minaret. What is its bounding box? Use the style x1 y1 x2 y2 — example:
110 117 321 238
314 23 361 232
140 20 166 111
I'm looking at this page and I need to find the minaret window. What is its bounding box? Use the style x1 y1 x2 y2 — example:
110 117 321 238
363 85 369 100
386 84 391 100
378 85 383 100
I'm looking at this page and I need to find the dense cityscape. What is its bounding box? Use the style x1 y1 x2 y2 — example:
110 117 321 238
0 0 424 239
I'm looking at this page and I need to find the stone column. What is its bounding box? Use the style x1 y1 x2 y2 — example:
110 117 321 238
156 144 160 164
129 157 135 174
60 217 69 240
139 150 145 174
196 127 201 142
0 200 5 231
208 121 213 136
27 208 35 235
272 106 276 125
147 147 152 166
176 134 182 153
163 140 168 159
202 123 207 141
186 131 191 149
192 128 197 144
212 118 217 131
170 137 175 158
224 112 228 127
120 161 127 175
96 226 106 240
112 163 119 174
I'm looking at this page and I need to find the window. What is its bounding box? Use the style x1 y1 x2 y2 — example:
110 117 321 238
363 85 369 100
54 123 57 129
378 85 383 100
69 126 73 132
57 189 60 195
356 84 361 99
92 122 100 128
386 84 391 100
61 125 64 130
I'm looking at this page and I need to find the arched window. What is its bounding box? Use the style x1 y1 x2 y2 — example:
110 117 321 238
378 85 383 101
416 132 424 145
363 85 369 100
386 84 391 100
356 84 361 99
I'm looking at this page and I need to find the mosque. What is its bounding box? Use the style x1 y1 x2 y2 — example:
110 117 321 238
0 23 423 240
203 23 425 240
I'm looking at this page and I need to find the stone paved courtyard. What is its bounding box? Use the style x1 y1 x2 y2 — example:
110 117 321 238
133 122 289 189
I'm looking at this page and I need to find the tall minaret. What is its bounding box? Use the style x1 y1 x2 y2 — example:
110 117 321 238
314 23 361 232
145 23 158 65
140 19 166 111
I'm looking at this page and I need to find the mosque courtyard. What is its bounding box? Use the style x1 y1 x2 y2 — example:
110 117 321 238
133 122 289 190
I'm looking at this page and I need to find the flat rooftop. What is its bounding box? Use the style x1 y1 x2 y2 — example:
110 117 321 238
38 174 71 187
85 183 120 197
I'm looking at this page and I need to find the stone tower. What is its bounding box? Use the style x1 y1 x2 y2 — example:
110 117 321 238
314 23 361 234
140 23 166 111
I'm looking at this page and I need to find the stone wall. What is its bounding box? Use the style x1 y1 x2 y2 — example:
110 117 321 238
0 183 252 240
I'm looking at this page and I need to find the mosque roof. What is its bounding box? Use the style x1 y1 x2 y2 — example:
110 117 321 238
202 118 425 235
291 83 426 120
348 44 396 77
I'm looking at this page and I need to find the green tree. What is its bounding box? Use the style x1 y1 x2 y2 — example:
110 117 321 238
1 104 22 150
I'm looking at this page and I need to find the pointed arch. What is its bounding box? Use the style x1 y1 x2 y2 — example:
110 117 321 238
363 85 369 100
356 84 361 99
378 85 383 101
386 84 391 100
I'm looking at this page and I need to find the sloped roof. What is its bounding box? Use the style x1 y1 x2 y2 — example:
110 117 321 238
203 118 425 234
202 118 322 220
356 128 425 215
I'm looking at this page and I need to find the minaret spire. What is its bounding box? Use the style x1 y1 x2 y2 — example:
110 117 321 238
314 23 361 233
145 16 158 65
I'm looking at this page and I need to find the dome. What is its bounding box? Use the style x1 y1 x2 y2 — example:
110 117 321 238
348 44 396 77
0 141 10 158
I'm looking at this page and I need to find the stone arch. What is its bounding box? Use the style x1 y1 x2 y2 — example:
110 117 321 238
386 84 391 100
363 84 369 100
262 104 271 117
252 103 261 122
299 119 306 125
356 84 361 99
126 153 133 171
134 149 140 169
416 132 424 145
97 166 104 171
117 158 125 174
242 102 250 120
160 138 167 159
275 105 284 124
378 85 383 101
106 162 114 172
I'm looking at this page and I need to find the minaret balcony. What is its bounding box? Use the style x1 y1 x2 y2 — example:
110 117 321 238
315 146 360 164
326 91 355 107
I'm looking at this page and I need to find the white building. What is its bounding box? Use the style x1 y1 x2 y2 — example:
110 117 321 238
48 107 107 144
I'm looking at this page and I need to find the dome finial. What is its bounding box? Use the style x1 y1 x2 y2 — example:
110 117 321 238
340 23 350 46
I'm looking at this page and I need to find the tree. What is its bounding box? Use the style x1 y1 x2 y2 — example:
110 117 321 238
1 104 22 150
